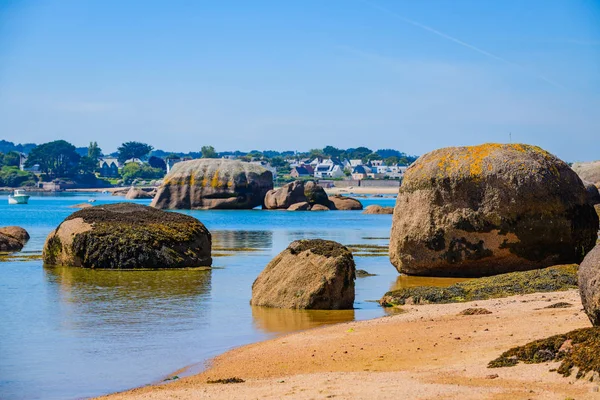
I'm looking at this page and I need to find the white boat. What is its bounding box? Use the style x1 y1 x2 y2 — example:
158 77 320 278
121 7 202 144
8 189 30 205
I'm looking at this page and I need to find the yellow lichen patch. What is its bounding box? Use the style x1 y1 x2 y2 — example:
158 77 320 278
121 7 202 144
211 170 220 188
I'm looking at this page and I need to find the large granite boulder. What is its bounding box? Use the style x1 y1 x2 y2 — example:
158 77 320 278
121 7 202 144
328 195 363 210
251 239 356 309
0 226 30 252
579 245 600 326
288 201 310 211
151 159 273 210
584 182 600 206
572 161 600 186
43 203 212 269
125 187 154 200
390 143 599 277
265 180 309 209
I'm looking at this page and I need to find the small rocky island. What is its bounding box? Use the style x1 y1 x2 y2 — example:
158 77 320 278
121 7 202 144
151 159 273 209
264 180 362 211
389 143 599 277
43 203 212 269
251 239 356 309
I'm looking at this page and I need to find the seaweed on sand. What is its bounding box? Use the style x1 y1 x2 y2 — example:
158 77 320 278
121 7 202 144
379 264 578 307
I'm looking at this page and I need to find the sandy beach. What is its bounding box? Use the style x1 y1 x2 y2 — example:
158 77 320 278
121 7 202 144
325 186 398 196
102 289 599 400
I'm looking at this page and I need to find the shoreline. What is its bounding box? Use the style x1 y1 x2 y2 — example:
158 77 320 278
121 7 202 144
101 289 599 399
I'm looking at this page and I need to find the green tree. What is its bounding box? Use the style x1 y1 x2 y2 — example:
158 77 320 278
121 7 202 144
309 149 324 159
3 151 21 167
323 146 342 158
87 141 102 160
121 163 164 184
384 156 399 166
148 156 167 171
78 156 98 174
201 145 217 158
25 140 81 178
117 142 154 163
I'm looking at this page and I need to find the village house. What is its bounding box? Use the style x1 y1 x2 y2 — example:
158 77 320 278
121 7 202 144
98 158 120 177
290 166 311 178
314 163 345 179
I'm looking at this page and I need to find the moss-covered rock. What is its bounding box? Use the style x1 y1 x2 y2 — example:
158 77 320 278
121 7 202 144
151 159 273 210
390 143 599 277
303 181 330 207
379 264 578 307
251 239 355 309
489 327 600 379
43 203 212 269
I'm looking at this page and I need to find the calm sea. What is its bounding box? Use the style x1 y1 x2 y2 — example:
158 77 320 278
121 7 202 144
0 192 400 400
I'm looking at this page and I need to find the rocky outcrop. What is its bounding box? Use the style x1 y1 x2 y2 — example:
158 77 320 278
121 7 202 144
287 202 310 211
265 181 310 209
572 161 600 186
125 187 155 200
390 143 599 277
251 239 355 309
310 204 330 211
584 182 600 206
151 159 273 210
0 226 30 252
328 195 363 210
43 203 212 269
579 245 600 326
362 205 394 214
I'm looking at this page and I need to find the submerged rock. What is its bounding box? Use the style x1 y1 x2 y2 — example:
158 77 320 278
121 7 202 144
390 143 598 277
362 205 394 214
125 187 154 200
151 159 273 210
43 203 211 269
287 201 310 211
328 195 363 210
579 245 600 326
251 239 356 309
0 226 30 252
70 203 93 209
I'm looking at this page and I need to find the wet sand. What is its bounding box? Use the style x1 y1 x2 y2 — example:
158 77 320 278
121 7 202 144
101 289 600 400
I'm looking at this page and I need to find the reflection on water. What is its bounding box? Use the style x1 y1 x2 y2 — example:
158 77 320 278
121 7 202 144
252 306 355 334
212 230 273 249
391 274 471 291
44 266 212 333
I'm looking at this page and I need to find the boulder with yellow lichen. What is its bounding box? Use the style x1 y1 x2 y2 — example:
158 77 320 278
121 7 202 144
151 159 273 210
389 143 598 277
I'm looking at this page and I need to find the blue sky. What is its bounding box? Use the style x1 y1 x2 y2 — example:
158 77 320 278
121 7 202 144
0 0 599 161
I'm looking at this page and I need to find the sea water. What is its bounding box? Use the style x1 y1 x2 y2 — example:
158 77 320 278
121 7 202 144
0 192 400 399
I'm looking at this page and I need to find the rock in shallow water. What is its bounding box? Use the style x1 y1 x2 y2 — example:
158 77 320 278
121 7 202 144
251 239 355 309
362 205 394 214
328 195 363 210
43 203 212 269
0 226 30 252
151 159 273 210
390 143 599 277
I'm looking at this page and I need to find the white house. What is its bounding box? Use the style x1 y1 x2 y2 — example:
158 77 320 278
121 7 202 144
314 163 345 179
